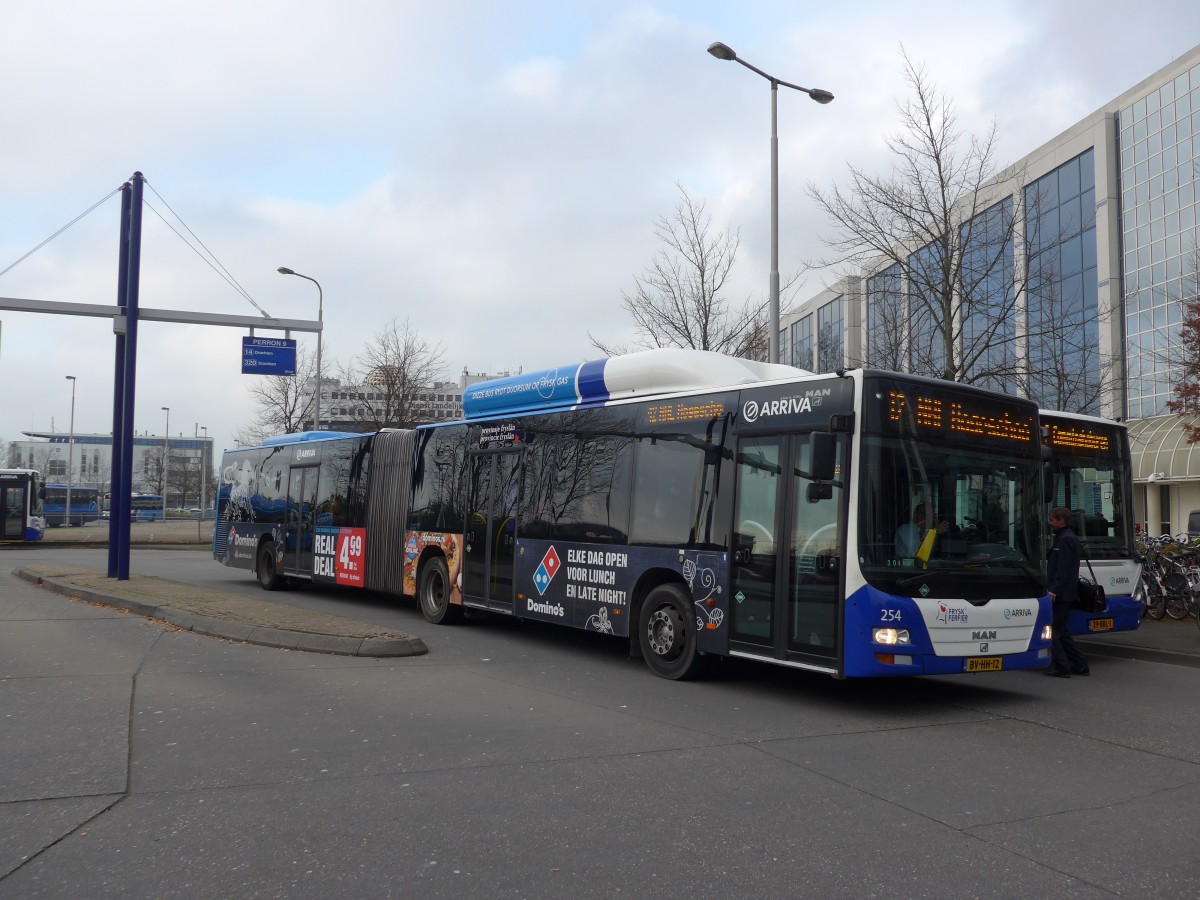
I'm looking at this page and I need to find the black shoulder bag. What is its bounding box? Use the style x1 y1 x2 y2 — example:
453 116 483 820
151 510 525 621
1075 548 1106 613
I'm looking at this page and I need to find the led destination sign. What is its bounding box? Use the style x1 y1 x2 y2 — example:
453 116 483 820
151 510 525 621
1045 423 1111 452
645 400 729 425
881 390 1035 444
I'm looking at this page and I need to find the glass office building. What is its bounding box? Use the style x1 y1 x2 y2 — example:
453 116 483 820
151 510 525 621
782 43 1200 532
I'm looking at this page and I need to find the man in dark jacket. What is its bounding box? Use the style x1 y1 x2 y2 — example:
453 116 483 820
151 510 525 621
1045 506 1090 677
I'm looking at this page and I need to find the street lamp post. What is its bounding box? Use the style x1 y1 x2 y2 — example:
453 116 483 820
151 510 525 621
200 425 208 516
65 376 76 526
161 406 170 521
277 267 323 430
199 425 208 539
707 41 833 364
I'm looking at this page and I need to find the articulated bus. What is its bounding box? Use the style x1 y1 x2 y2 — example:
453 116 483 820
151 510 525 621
1039 410 1142 635
1 469 46 543
214 349 1054 679
42 484 101 527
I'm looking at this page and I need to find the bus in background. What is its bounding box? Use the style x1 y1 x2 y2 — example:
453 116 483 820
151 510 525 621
130 494 165 522
1040 410 1142 634
1 469 45 543
42 484 100 527
214 349 1055 680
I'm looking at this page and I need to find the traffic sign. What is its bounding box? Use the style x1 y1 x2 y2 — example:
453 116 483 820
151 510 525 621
241 336 297 375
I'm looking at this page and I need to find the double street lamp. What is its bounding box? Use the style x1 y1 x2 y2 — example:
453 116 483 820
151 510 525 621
65 375 76 526
277 266 323 430
707 41 833 364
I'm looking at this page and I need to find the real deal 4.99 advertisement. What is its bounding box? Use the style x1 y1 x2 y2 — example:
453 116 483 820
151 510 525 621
313 527 366 587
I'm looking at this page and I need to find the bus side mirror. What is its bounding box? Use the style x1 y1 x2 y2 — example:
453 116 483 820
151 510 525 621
807 483 833 502
809 432 836 482
1041 445 1054 501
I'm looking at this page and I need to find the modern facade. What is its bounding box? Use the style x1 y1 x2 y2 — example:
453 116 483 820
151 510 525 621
300 367 516 432
8 431 214 510
783 43 1200 535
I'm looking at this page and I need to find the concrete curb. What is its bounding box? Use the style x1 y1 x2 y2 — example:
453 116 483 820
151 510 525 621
15 568 427 658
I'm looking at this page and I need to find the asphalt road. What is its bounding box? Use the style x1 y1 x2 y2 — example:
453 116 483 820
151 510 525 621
3 545 1199 898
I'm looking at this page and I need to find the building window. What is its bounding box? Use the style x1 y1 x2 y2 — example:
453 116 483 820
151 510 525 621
817 298 844 373
866 263 905 371
790 315 813 371
1026 148 1099 413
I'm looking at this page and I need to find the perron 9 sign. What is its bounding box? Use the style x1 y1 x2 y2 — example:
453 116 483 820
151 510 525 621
241 336 297 375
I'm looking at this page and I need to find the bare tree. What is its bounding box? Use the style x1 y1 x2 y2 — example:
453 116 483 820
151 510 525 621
340 318 447 430
809 49 1102 403
590 184 779 361
25 444 58 479
236 345 318 446
140 446 165 495
168 454 203 508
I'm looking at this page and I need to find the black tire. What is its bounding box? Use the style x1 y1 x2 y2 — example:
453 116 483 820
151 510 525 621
419 556 462 624
257 541 283 591
639 584 701 680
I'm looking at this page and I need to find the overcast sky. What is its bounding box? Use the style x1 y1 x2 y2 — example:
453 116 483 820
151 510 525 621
2 1 1199 460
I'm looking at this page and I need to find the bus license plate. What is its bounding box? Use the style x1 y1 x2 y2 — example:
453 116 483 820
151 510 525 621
1088 618 1114 632
965 657 1003 673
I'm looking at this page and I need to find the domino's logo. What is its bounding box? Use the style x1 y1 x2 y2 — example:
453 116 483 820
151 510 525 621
532 546 561 595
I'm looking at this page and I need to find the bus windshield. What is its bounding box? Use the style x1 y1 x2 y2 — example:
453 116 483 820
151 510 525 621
857 378 1044 600
1042 414 1133 561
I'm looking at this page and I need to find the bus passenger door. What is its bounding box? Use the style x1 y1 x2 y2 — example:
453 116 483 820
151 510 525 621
285 466 318 578
4 483 27 540
730 435 843 666
463 450 520 611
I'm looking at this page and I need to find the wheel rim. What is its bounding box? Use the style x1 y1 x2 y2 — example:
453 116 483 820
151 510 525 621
646 606 679 659
424 568 446 613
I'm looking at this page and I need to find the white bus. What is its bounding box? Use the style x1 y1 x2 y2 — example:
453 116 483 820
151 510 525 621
215 349 1055 679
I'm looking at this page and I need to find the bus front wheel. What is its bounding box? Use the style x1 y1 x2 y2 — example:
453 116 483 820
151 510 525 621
257 542 283 591
640 584 700 680
419 556 462 624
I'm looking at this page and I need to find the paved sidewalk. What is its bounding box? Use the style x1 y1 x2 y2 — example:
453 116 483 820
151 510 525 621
14 563 427 658
1077 615 1200 667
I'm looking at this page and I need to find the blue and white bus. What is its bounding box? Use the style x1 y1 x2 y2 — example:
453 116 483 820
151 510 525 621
214 349 1055 679
1 469 46 543
42 484 100 527
130 494 165 522
1040 410 1142 634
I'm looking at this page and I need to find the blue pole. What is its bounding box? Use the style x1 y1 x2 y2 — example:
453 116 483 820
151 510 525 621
116 172 145 581
108 182 131 577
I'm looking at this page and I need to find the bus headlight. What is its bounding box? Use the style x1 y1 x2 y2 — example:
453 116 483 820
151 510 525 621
873 627 910 645
1041 624 1054 641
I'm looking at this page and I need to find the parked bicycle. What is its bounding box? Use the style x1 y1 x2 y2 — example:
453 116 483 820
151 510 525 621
1135 534 1200 628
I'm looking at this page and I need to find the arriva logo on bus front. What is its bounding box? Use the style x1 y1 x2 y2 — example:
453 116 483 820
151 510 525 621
742 396 814 423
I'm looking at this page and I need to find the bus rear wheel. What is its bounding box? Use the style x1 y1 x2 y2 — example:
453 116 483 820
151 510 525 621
640 584 701 680
257 542 283 591
419 556 462 624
